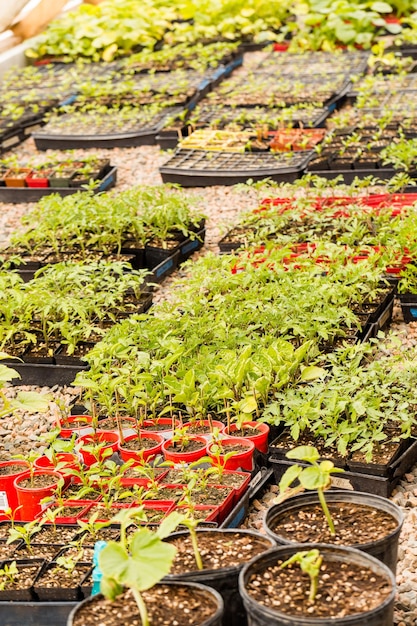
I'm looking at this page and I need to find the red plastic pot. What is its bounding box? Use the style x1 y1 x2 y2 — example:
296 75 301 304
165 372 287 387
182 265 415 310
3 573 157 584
224 422 270 454
0 460 30 518
141 417 180 439
34 453 82 478
118 432 164 464
175 503 220 523
162 436 208 464
211 470 252 505
183 420 225 440
207 437 255 472
77 431 120 466
59 415 94 438
14 470 64 521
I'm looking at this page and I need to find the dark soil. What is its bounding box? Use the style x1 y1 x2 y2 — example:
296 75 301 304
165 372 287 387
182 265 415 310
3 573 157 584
167 531 273 574
35 563 91 589
13 543 61 561
141 421 173 432
270 502 398 545
33 525 79 544
166 439 206 454
97 418 136 431
72 584 220 626
17 474 60 489
349 440 401 465
78 527 120 545
246 556 392 617
0 463 28 476
121 436 162 451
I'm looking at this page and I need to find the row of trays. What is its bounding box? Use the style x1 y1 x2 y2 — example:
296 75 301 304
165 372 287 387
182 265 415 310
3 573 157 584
6 228 205 387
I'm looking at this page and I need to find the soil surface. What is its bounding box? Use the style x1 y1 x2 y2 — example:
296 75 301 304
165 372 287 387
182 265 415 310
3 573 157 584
246 556 392 618
167 531 273 574
0 463 28 476
72 585 220 626
17 474 59 489
269 502 398 545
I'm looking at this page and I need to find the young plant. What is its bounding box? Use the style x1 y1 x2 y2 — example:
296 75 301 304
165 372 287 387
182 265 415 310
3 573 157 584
0 561 19 590
280 549 322 603
99 509 184 626
6 520 42 555
275 445 344 536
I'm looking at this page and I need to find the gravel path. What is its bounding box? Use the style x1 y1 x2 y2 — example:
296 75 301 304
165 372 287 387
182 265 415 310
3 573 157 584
0 137 416 624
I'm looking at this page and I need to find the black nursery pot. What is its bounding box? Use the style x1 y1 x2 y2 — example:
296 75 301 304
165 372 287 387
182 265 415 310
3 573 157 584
66 581 224 626
239 543 396 626
263 490 403 574
163 528 275 626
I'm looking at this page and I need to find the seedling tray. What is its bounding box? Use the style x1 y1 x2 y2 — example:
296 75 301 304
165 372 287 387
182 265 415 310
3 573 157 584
0 165 117 203
0 601 75 626
33 107 184 150
220 467 274 529
10 363 89 388
305 166 399 185
160 149 312 186
269 437 417 498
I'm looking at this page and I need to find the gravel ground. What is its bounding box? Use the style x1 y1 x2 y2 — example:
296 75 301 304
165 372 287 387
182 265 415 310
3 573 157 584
0 133 417 623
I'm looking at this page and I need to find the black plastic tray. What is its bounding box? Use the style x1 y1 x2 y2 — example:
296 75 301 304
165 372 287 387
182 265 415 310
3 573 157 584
220 467 274 529
0 601 75 626
160 149 312 187
0 166 117 204
269 436 417 498
304 166 400 184
10 363 88 387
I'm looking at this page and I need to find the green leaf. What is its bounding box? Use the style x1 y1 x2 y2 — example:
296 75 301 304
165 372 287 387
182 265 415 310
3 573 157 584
12 391 51 413
0 364 20 385
286 445 320 463
239 395 258 414
299 466 329 490
279 464 303 492
300 366 326 382
156 511 185 540
370 1 393 13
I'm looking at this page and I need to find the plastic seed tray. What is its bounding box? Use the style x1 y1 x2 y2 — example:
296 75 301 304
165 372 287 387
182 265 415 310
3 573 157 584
160 149 313 186
0 165 117 203
33 106 185 150
185 104 329 130
256 50 369 74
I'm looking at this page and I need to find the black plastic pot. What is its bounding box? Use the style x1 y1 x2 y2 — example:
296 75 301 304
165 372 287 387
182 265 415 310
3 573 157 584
66 581 224 626
163 528 275 626
263 490 403 574
239 543 396 626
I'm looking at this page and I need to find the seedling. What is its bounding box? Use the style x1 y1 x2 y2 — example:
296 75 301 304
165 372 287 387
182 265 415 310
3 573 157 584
280 549 322 602
99 509 184 626
7 520 42 555
275 445 344 536
0 561 19 590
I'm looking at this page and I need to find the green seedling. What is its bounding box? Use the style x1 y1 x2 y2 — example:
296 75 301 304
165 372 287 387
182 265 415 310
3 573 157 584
275 445 344 535
0 561 18 590
99 509 184 626
280 549 322 602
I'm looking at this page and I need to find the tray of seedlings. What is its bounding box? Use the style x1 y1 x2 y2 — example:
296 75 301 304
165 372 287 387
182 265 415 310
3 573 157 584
159 128 318 186
33 57 243 150
0 185 206 385
160 147 313 186
0 158 117 203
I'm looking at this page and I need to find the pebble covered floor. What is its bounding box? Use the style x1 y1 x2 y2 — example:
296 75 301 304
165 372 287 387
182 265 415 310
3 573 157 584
0 134 417 624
